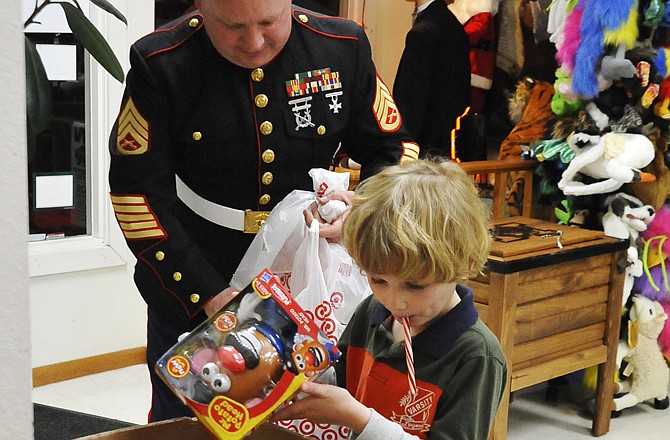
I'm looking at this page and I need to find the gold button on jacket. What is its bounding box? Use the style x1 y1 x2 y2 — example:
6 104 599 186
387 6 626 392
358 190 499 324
262 172 274 185
260 121 273 135
259 194 271 205
255 94 268 108
251 68 264 82
190 293 200 304
262 150 275 163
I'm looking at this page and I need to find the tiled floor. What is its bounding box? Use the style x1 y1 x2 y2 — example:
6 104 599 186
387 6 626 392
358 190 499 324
32 365 670 438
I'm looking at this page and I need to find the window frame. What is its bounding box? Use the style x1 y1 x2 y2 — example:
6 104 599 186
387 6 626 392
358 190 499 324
28 1 152 277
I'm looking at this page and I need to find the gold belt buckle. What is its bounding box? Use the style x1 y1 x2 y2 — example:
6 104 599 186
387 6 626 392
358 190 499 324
243 210 270 234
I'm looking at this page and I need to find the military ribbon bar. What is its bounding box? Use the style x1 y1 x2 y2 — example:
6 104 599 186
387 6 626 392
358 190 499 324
286 68 342 97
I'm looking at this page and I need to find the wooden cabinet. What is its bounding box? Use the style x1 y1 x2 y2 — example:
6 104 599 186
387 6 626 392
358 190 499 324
466 217 628 439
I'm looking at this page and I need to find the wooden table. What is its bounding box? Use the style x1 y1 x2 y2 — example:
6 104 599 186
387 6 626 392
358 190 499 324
466 217 628 439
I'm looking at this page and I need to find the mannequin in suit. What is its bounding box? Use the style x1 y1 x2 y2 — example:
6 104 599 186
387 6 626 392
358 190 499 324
393 0 472 159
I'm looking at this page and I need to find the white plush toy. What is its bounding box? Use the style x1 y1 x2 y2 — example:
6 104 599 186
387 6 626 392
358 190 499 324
558 132 656 196
613 295 670 412
601 193 655 305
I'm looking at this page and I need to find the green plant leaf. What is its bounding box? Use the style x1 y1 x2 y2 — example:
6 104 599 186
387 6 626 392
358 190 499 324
90 0 128 25
60 2 125 83
24 36 52 162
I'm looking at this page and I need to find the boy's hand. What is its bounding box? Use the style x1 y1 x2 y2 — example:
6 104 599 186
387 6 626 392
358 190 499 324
270 382 371 434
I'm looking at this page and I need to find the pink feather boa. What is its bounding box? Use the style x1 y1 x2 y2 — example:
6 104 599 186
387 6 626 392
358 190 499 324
556 5 583 73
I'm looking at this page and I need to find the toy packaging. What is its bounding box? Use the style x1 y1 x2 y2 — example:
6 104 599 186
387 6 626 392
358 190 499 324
156 268 341 440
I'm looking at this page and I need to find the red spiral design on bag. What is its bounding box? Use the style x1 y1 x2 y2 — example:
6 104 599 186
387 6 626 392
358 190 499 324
299 419 316 435
279 272 291 289
320 429 339 440
339 425 350 437
320 317 337 338
315 301 332 320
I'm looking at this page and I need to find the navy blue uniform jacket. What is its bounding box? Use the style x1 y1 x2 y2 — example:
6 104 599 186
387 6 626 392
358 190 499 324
108 8 418 332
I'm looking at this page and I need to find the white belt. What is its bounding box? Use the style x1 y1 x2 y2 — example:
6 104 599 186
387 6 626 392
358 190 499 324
175 175 268 234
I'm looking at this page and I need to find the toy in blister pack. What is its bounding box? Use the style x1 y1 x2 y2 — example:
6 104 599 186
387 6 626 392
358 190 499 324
156 268 341 439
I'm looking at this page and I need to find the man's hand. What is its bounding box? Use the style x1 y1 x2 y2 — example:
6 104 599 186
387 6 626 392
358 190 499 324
304 189 354 242
204 286 239 317
270 382 371 434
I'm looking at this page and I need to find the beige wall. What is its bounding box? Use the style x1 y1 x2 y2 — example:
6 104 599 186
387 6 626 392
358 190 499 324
341 0 415 89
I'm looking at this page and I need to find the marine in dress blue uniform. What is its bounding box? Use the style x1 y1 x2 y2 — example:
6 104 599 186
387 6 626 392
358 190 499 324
109 6 418 421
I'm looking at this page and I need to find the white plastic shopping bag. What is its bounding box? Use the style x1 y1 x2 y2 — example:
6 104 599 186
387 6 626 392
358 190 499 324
230 189 314 289
231 169 369 439
290 218 344 342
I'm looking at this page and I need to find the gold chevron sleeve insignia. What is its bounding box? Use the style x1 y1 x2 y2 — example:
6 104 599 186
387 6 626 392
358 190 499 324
372 75 401 133
400 142 420 163
110 194 166 240
116 97 150 155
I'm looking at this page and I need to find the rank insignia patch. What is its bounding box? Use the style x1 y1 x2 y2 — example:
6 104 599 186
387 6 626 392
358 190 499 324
373 75 401 132
110 194 166 240
116 97 149 155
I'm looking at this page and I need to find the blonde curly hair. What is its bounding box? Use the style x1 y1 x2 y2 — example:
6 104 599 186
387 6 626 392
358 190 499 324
343 159 491 285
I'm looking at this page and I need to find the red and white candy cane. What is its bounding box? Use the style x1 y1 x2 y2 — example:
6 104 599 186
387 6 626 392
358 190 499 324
400 317 417 396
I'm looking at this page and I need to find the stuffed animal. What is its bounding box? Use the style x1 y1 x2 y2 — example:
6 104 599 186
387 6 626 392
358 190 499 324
497 79 557 216
557 131 656 196
629 126 670 210
613 295 670 412
555 0 639 98
499 78 557 160
660 301 670 362
602 192 656 305
634 204 670 363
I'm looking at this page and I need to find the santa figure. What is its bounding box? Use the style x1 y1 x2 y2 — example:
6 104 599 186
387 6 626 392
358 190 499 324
449 0 500 114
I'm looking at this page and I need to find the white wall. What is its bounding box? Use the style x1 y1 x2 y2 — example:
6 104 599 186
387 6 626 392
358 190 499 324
1 0 32 436
28 0 154 368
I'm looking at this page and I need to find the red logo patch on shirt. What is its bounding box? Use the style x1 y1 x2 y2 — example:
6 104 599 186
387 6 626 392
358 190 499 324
391 386 435 434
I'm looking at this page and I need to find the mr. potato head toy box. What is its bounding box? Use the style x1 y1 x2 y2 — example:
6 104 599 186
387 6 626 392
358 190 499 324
156 268 341 440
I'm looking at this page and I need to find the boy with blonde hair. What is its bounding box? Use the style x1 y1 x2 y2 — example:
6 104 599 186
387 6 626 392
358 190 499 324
273 159 507 439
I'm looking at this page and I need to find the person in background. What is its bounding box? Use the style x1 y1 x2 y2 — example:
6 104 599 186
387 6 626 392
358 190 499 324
108 0 418 422
393 0 472 159
272 159 507 439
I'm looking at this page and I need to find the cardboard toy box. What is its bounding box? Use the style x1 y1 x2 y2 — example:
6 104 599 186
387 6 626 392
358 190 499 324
75 417 306 439
155 268 340 439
